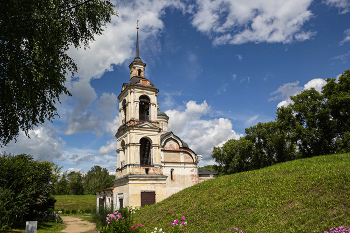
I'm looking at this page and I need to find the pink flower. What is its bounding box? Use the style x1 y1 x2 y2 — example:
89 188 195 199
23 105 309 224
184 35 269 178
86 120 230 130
234 228 238 231
181 216 185 221
136 224 139 227
131 226 135 230
181 229 184 231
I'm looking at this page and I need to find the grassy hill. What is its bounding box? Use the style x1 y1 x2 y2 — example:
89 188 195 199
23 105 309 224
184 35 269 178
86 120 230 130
132 153 350 232
53 195 96 213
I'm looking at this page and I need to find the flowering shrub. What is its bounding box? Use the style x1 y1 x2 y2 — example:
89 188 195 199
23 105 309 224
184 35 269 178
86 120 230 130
324 226 350 233
233 227 243 233
166 216 187 232
103 207 144 233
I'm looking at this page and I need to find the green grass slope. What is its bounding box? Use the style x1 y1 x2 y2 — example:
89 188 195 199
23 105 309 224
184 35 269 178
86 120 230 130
53 195 96 212
133 153 350 232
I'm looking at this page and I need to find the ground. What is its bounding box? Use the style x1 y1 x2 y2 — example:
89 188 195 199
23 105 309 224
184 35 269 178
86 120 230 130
61 216 97 233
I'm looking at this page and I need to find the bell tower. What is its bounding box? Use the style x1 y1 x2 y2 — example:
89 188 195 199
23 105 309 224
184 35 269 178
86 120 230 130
113 22 167 209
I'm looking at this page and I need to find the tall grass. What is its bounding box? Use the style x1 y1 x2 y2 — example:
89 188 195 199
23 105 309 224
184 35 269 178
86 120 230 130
132 153 350 232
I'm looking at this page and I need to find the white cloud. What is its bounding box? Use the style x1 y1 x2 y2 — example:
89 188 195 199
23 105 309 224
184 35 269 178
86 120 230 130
340 29 350 45
165 101 242 163
331 50 350 63
237 54 243 61
192 0 316 45
216 83 229 95
2 124 65 161
303 78 327 93
324 0 350 14
98 139 118 155
245 114 259 126
272 77 327 108
105 116 120 137
269 81 303 102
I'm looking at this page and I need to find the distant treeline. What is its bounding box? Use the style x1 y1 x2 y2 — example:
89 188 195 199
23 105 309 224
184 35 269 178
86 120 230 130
212 69 350 175
53 165 114 195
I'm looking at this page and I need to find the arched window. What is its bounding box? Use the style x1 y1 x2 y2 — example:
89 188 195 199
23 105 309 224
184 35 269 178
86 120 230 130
122 99 127 124
170 169 174 180
139 95 150 121
140 137 151 166
138 69 141 76
120 140 126 167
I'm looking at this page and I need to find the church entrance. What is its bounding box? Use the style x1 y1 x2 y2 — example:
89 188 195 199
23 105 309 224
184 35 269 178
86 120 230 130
141 191 155 206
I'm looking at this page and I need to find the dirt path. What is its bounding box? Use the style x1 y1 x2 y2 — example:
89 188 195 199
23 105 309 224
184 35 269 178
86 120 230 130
61 216 98 233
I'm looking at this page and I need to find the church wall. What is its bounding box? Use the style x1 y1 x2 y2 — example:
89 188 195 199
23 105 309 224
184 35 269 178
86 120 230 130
163 163 198 198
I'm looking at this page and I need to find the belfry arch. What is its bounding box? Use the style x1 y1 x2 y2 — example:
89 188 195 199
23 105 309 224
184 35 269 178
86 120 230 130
122 99 127 124
140 137 152 166
139 95 150 121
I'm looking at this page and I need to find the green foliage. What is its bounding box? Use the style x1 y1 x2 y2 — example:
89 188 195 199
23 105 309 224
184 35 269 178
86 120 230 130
213 69 350 175
0 0 116 146
132 153 350 232
67 171 84 195
198 165 216 173
103 207 143 233
55 172 69 195
0 153 56 228
211 137 254 175
83 165 114 195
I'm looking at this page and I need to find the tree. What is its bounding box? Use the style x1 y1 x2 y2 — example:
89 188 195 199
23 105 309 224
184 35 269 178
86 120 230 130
83 165 113 195
245 121 296 166
67 171 84 195
322 70 350 153
56 172 69 195
0 0 116 146
212 138 254 175
0 153 56 228
277 88 336 158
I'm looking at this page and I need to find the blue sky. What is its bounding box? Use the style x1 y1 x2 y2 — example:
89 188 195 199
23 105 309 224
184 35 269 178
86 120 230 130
3 0 350 174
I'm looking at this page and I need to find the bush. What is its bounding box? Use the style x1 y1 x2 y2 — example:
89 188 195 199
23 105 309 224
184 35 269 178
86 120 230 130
85 208 91 214
71 209 77 214
91 207 113 231
0 153 56 228
65 210 70 215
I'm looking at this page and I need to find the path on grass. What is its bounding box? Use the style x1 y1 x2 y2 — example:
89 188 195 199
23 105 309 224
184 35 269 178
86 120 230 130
61 216 98 233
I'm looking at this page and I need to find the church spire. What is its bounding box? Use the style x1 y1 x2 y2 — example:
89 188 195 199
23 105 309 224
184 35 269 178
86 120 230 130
129 20 146 79
133 20 142 63
136 20 140 59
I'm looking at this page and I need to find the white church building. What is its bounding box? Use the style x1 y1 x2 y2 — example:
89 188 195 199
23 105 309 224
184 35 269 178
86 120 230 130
95 26 216 210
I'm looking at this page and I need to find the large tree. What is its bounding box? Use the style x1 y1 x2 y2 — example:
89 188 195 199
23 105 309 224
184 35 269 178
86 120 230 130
84 165 113 195
0 0 116 146
0 153 56 228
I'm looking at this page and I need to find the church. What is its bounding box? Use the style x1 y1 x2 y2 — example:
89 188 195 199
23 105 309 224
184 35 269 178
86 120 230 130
104 25 200 210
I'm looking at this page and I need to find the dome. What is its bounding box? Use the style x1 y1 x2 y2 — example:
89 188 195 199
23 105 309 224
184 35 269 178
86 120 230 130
157 109 168 118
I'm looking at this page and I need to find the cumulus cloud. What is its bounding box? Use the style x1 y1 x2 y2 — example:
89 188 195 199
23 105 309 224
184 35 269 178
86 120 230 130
324 0 350 14
192 0 316 45
2 124 65 161
105 116 120 136
59 148 118 173
98 139 118 155
166 101 242 163
271 78 327 108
